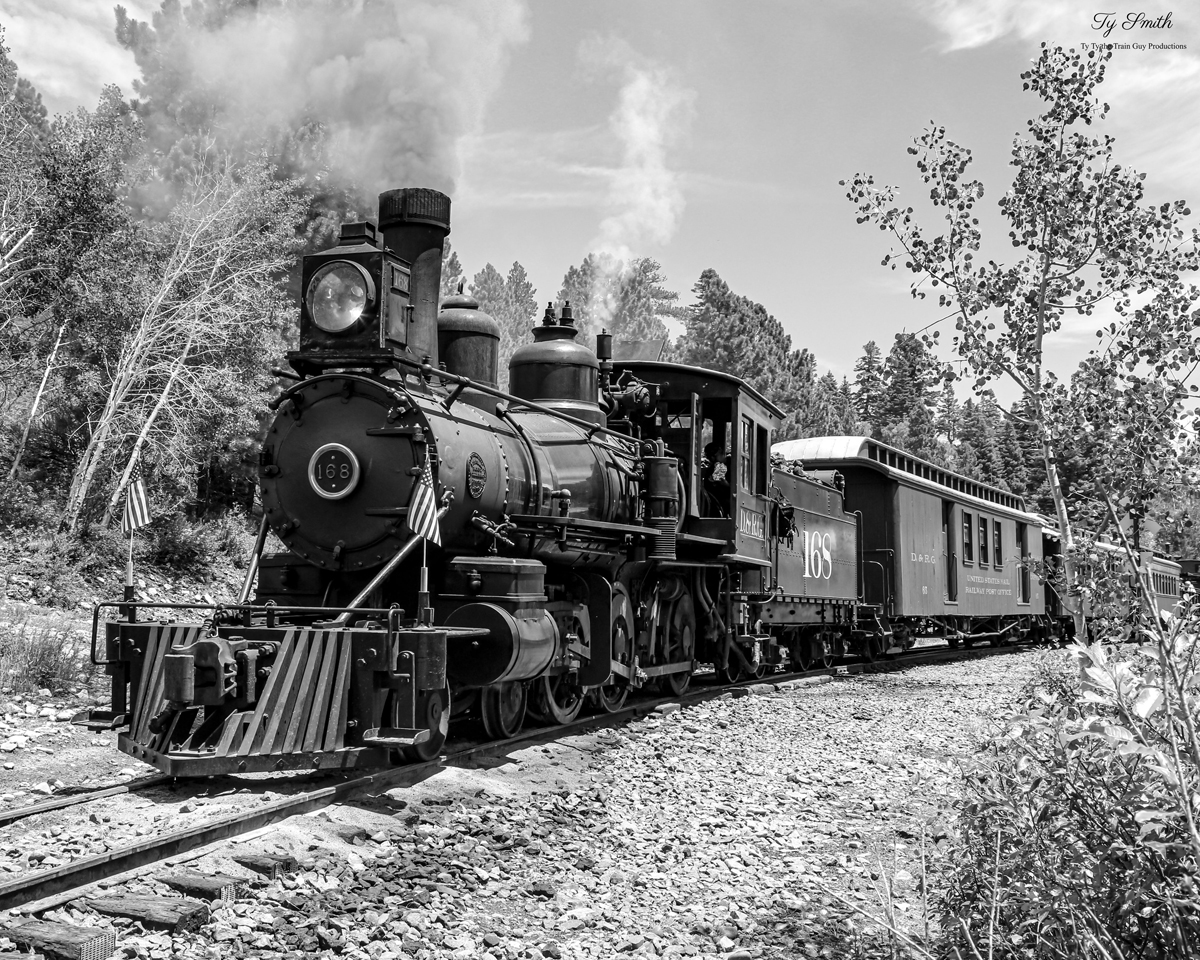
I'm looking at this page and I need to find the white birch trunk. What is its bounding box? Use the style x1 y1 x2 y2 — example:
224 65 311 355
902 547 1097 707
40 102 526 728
7 319 66 481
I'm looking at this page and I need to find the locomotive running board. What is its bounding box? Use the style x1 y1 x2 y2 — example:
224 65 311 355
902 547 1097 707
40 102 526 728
639 661 696 677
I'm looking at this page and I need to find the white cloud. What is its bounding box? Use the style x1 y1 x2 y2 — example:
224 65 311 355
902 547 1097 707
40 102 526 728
910 0 1079 51
457 125 614 209
0 0 158 114
905 0 1200 203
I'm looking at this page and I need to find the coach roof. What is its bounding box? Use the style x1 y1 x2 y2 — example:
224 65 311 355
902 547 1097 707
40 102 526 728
773 436 1034 518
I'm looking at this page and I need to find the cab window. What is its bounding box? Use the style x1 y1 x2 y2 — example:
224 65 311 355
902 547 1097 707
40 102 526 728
739 415 753 491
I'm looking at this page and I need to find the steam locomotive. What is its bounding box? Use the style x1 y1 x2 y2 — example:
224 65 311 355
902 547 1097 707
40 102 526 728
82 187 1167 778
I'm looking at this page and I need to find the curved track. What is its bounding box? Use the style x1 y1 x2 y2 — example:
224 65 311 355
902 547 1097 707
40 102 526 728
0 640 1026 913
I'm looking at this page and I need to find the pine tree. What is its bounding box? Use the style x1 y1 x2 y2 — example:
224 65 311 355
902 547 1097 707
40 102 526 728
675 268 823 442
853 341 885 428
470 261 537 390
440 243 464 300
935 381 960 445
557 254 680 350
879 333 937 428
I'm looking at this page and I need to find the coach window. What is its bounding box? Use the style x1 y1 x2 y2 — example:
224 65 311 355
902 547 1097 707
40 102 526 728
1017 523 1030 603
993 521 1003 569
978 517 989 565
963 512 974 564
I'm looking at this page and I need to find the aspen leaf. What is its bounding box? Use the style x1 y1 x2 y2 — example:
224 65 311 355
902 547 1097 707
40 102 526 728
1132 686 1163 719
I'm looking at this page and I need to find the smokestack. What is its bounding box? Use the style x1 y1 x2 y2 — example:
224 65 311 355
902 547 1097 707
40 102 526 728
378 188 451 370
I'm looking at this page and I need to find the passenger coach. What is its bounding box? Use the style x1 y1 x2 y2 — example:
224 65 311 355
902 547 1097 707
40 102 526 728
773 437 1047 647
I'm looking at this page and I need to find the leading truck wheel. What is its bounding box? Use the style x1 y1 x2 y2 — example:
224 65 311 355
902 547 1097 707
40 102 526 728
532 672 584 725
481 681 527 740
399 687 450 764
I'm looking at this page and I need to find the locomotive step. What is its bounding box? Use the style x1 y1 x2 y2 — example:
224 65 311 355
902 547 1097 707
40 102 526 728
360 726 430 746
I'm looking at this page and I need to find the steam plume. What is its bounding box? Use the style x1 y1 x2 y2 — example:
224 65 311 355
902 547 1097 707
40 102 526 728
579 37 694 329
154 0 529 196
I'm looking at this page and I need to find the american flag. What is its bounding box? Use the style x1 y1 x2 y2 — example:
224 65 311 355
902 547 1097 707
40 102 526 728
407 456 441 545
121 458 152 535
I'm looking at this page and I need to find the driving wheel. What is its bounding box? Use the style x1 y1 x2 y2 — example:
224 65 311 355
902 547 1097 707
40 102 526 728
595 587 634 713
481 681 527 740
661 590 696 695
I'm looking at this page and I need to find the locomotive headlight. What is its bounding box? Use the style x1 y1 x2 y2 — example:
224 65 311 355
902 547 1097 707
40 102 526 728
306 261 376 333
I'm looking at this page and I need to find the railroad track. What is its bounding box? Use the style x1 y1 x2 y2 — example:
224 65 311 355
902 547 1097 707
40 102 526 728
0 640 1026 956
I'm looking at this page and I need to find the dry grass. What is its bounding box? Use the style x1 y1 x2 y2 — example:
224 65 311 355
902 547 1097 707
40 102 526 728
0 605 96 697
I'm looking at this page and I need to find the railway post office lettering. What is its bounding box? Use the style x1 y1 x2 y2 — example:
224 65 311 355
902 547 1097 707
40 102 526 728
963 573 1013 596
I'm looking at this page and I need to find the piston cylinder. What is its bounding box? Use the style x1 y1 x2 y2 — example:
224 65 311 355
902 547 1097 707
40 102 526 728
444 602 557 686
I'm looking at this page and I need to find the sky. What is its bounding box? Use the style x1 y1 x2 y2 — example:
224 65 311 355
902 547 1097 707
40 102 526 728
2 0 1198 395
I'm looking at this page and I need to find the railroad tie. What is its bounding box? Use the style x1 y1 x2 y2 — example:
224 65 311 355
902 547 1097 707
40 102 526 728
84 895 210 934
157 868 246 901
232 852 299 880
8 919 116 960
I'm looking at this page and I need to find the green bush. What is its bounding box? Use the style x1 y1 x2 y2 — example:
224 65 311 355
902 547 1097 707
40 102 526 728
941 620 1200 958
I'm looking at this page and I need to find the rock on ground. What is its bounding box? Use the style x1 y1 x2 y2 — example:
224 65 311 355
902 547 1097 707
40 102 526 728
32 651 1037 960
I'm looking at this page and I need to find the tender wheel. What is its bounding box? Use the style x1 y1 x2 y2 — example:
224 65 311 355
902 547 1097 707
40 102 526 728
785 628 812 671
596 591 633 713
662 591 696 695
532 672 584 725
399 686 450 764
481 681 527 740
815 627 836 670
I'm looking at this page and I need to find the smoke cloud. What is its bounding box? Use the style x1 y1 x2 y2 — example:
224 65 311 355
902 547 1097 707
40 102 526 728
582 37 694 265
159 0 529 196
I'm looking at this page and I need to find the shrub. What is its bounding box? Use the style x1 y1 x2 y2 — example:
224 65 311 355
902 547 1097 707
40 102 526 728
0 609 96 695
941 611 1200 958
1018 646 1081 708
143 510 253 573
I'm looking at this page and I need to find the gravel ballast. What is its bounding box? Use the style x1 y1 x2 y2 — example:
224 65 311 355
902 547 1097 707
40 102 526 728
13 649 1040 959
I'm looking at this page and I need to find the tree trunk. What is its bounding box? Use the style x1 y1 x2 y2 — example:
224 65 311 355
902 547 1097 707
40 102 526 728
61 414 116 533
101 336 194 527
7 319 66 481
1041 433 1086 639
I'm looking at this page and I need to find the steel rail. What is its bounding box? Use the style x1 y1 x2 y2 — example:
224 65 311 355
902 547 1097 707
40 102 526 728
0 640 1026 912
0 775 173 828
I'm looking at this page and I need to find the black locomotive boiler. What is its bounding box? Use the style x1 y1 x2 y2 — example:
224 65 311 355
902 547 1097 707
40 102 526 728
87 187 1056 778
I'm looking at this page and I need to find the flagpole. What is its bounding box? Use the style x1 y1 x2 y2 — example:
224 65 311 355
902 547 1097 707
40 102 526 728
122 523 136 622
419 537 431 625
